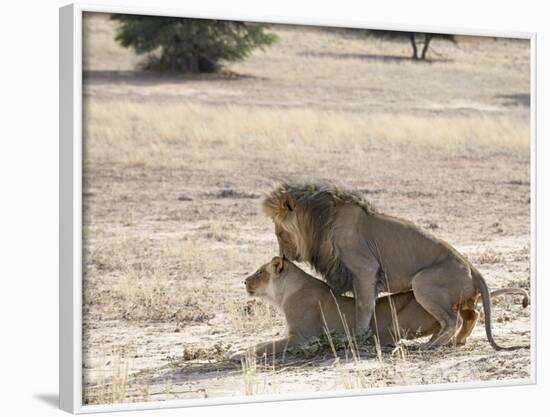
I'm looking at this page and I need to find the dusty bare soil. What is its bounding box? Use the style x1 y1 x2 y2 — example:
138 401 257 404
82 13 531 406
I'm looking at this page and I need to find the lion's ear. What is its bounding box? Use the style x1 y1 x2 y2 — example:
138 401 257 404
271 256 284 274
281 193 296 213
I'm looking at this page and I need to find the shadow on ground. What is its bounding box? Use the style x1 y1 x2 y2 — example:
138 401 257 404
83 70 257 86
496 93 530 108
298 51 452 64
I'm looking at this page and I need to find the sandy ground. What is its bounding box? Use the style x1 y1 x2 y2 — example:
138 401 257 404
81 13 531 406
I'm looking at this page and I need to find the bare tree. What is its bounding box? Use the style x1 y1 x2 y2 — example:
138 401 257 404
370 30 456 60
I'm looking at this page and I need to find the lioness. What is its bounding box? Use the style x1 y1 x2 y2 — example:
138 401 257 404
231 257 529 359
263 183 529 350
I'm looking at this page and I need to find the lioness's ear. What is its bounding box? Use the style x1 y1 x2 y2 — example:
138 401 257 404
271 256 284 274
281 193 296 212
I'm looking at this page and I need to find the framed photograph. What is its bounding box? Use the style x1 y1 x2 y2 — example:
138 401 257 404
60 2 536 413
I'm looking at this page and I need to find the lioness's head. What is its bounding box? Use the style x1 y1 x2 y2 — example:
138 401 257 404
244 256 285 298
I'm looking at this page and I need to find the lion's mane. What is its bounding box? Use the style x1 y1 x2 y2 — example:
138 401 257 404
262 183 376 294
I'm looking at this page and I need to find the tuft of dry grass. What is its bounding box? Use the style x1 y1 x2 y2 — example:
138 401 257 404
474 249 505 265
85 352 130 405
224 298 283 334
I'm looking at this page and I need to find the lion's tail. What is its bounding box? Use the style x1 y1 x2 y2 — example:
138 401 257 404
490 288 530 309
472 267 530 351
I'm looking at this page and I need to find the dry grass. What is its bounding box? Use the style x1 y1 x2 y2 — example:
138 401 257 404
84 237 215 321
474 249 506 265
84 352 130 405
224 298 282 334
84 99 529 169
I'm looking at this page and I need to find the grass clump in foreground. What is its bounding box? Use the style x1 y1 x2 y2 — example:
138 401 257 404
286 331 377 359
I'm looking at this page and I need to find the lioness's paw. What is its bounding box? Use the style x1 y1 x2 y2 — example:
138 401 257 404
225 350 245 362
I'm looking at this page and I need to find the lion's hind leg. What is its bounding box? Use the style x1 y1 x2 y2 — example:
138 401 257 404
411 260 475 349
454 308 480 346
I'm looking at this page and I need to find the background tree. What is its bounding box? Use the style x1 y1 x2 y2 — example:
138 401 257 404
111 14 278 73
368 30 456 60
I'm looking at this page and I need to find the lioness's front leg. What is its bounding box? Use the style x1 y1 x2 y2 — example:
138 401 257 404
231 334 304 361
253 335 304 357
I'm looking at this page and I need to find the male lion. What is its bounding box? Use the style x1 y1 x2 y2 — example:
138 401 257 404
263 183 529 350
230 257 529 359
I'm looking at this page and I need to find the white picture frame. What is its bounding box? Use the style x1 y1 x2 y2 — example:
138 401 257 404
60 2 537 413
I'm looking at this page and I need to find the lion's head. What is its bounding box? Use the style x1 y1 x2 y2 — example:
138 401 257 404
262 183 376 294
274 222 301 261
